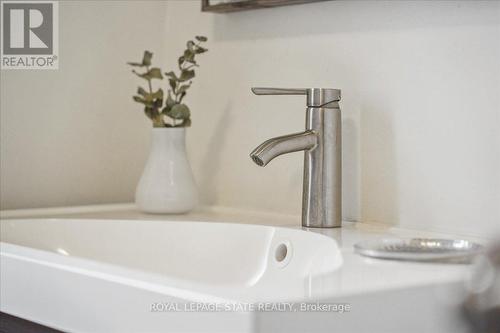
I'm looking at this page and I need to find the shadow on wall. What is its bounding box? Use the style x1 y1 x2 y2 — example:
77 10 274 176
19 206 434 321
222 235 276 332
342 117 359 222
197 103 233 205
211 1 497 41
360 99 399 225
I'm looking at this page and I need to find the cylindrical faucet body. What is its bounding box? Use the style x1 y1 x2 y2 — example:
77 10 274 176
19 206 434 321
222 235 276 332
303 103 341 228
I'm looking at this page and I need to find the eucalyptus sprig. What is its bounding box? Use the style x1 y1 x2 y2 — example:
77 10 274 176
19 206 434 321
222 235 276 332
127 36 208 127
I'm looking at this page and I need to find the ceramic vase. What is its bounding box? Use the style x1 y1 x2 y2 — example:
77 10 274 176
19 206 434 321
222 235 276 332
135 127 198 213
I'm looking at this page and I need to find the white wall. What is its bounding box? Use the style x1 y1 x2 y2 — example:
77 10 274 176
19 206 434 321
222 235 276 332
1 1 499 237
1 1 166 209
163 0 499 237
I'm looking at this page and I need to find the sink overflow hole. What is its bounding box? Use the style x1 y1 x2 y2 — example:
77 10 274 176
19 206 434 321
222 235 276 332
275 243 288 262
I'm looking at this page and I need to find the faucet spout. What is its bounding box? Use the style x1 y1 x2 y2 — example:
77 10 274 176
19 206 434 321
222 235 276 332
250 131 317 167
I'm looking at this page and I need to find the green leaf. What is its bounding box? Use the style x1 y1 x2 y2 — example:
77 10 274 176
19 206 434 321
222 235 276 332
161 93 176 115
181 117 192 127
195 36 207 42
137 87 148 96
166 92 176 108
183 50 195 63
142 51 153 66
148 67 163 79
179 69 195 82
177 83 191 95
143 93 153 102
133 96 153 107
179 91 187 102
151 88 163 108
133 68 163 80
178 56 185 66
186 40 195 52
152 116 165 128
169 79 177 91
127 50 153 67
143 105 164 127
144 107 154 120
167 103 190 120
194 47 207 54
127 61 143 67
152 88 163 100
153 99 162 108
165 71 178 80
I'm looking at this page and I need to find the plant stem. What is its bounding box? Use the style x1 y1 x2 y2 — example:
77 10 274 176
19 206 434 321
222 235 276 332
146 65 153 94
145 65 163 126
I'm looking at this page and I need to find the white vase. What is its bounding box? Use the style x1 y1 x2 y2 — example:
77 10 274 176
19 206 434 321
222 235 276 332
135 127 198 214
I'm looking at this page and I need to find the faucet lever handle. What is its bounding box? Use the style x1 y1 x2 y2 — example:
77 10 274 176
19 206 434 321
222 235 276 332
251 88 307 96
251 87 341 107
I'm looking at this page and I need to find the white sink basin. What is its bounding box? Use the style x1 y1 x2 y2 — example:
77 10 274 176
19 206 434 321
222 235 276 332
0 212 474 333
0 219 342 296
0 218 342 332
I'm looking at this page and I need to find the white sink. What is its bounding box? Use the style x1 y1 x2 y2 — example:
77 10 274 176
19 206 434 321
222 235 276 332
0 212 474 333
0 218 343 332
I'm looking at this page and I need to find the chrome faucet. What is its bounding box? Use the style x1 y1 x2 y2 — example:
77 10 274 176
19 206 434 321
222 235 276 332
250 87 342 228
